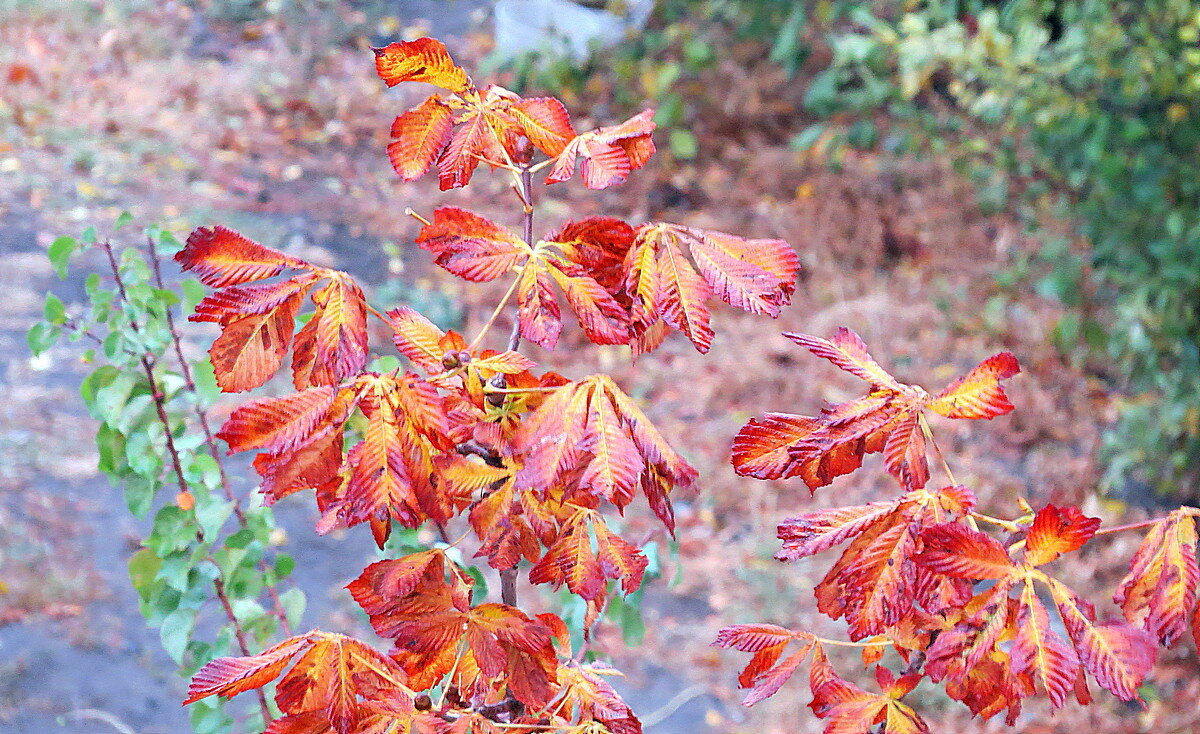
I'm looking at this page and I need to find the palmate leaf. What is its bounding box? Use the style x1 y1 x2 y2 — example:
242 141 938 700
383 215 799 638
1114 507 1200 646
733 328 1020 492
216 372 451 542
551 661 642 734
777 486 974 640
623 223 799 354
186 631 414 734
513 375 696 531
529 513 649 601
711 624 817 706
348 553 559 708
915 503 1156 713
179 226 369 392
546 110 657 190
807 649 929 734
417 208 629 349
1048 578 1157 701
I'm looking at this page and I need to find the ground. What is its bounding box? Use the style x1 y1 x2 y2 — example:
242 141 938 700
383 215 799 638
2 2 1197 733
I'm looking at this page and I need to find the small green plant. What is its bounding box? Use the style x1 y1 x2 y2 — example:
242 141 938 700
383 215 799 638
29 217 303 734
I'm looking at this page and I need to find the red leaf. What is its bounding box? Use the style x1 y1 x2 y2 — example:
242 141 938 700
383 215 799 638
176 225 308 288
917 523 1015 580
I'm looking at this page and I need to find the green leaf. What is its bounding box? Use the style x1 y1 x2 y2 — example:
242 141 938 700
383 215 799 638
790 124 827 152
95 423 128 478
81 226 97 244
147 506 194 556
48 236 77 278
278 587 306 629
114 210 134 229
43 293 66 324
160 607 196 663
26 321 61 356
124 473 159 516
194 492 234 540
181 278 206 312
128 547 162 602
669 129 698 159
274 554 295 579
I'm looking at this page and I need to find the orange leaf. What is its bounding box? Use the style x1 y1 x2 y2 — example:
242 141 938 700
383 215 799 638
291 274 369 389
373 38 470 92
917 523 1015 580
1114 508 1199 646
511 97 576 157
547 110 656 190
1010 583 1079 708
551 661 642 734
734 329 1019 492
434 86 521 190
185 635 311 705
786 328 906 392
927 352 1020 419
515 376 695 518
197 280 310 392
181 227 371 391
1048 578 1157 701
388 95 455 181
187 631 413 734
529 518 606 601
623 223 798 354
388 306 450 373
1023 504 1101 566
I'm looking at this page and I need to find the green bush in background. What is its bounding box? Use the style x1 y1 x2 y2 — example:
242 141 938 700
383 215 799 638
776 0 1200 501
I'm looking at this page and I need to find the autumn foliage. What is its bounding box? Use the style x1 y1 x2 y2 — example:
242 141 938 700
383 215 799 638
174 35 1199 734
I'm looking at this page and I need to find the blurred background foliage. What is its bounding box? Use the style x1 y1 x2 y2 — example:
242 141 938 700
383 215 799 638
500 0 1200 504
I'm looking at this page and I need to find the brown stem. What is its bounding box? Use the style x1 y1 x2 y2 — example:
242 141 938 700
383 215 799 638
500 568 518 607
144 239 293 637
103 241 273 723
506 167 535 355
144 238 233 505
494 168 540 608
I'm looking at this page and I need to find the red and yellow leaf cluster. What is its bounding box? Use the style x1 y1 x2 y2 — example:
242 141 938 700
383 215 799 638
177 226 368 393
376 37 653 191
186 630 421 734
416 208 799 353
733 328 1019 491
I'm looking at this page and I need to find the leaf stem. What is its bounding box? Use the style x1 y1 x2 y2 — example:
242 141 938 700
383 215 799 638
482 385 560 395
919 413 957 487
1094 517 1164 536
468 272 523 352
810 635 888 649
405 208 432 227
969 512 1022 532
